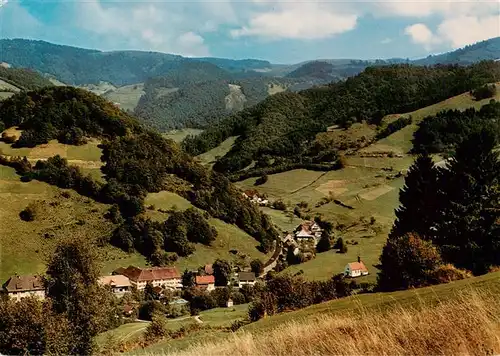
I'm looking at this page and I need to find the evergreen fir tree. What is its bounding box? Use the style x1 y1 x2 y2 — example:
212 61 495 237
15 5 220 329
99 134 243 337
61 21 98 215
434 128 500 274
390 153 439 240
316 234 332 253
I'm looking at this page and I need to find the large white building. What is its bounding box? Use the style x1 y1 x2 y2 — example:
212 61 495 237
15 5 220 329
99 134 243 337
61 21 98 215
3 275 45 301
116 266 182 290
344 258 369 278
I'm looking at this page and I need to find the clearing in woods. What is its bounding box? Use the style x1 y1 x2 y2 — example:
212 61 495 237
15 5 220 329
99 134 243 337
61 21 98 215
102 83 145 112
225 84 247 111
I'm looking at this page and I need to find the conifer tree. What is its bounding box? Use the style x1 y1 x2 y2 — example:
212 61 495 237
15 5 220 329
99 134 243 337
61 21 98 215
434 128 500 274
389 153 439 240
316 234 332 253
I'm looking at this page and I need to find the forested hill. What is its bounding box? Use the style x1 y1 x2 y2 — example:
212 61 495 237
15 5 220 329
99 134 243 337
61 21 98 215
0 66 54 90
183 61 500 177
414 37 500 65
0 86 279 262
134 61 295 131
0 39 273 85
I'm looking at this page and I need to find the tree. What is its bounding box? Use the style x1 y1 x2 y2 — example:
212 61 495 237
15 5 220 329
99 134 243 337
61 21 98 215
144 282 159 301
182 269 195 288
45 238 114 355
389 153 439 240
377 233 443 291
213 259 232 286
434 129 500 274
316 234 332 253
334 237 348 253
250 259 264 276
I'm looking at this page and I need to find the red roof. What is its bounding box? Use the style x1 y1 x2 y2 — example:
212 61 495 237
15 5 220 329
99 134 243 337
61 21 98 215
347 261 368 272
196 275 215 285
121 266 181 282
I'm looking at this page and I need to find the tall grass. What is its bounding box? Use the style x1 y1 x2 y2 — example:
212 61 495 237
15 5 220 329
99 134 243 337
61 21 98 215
168 290 500 356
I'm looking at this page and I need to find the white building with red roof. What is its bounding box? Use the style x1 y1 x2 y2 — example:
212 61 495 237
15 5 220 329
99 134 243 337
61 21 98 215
344 257 369 278
116 266 182 290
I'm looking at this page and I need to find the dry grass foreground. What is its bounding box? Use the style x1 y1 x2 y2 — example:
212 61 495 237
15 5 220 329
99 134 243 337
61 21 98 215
168 290 500 356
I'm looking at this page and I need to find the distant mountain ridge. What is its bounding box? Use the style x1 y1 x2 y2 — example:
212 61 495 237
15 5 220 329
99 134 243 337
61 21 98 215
0 39 273 85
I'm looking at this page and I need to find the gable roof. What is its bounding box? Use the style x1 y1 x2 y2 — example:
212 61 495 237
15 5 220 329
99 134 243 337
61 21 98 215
347 261 368 272
196 275 215 285
121 266 181 282
3 275 44 293
238 272 256 282
99 275 131 288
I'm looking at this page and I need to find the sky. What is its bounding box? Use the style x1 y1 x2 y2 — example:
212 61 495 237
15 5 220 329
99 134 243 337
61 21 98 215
0 0 499 63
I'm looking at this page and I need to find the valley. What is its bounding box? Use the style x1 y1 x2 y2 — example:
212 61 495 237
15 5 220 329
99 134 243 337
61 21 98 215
0 35 500 356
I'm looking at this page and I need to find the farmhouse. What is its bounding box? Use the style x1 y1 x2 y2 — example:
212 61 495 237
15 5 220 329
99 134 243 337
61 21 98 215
98 275 131 297
344 258 369 278
238 271 257 288
195 275 215 291
294 221 323 246
2 275 45 301
242 190 269 206
116 265 182 290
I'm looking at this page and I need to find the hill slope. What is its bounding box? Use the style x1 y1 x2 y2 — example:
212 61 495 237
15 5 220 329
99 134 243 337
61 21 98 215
0 87 278 279
183 61 500 177
415 37 500 65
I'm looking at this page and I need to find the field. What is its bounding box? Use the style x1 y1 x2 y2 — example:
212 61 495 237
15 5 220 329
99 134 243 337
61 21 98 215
132 304 250 355
197 136 238 166
102 83 145 112
163 129 204 143
96 304 250 354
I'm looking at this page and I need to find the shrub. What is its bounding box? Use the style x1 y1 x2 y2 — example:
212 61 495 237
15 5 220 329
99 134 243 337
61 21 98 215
471 84 496 101
272 200 287 211
254 174 268 186
144 314 170 341
2 132 17 143
430 264 472 284
19 204 37 221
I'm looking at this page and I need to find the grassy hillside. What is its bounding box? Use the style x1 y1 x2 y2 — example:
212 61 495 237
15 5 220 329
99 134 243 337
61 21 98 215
101 83 145 112
0 66 53 90
131 271 500 355
184 62 500 177
235 85 499 281
0 86 277 281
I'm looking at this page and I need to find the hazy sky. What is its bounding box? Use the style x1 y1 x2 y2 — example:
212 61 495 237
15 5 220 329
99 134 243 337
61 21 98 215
0 0 499 63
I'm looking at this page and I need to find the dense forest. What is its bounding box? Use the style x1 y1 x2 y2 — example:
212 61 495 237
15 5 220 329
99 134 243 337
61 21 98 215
0 66 54 90
0 87 278 262
183 61 500 176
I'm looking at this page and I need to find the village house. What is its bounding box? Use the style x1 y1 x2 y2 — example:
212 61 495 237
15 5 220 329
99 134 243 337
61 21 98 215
237 271 257 288
2 275 45 301
226 298 234 308
116 265 182 290
99 275 131 297
344 257 369 278
195 275 216 291
294 221 323 246
242 190 269 206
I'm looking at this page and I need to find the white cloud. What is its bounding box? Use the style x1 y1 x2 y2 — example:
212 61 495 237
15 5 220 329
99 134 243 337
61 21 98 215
381 38 393 44
177 32 210 57
0 0 8 8
231 2 357 40
437 15 500 49
405 14 500 50
405 23 439 49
